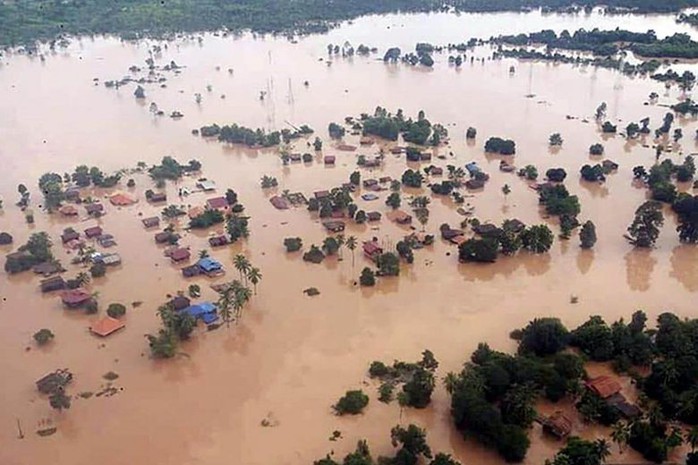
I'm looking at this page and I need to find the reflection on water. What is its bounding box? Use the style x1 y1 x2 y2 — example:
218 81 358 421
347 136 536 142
576 249 594 274
625 248 656 292
670 245 698 292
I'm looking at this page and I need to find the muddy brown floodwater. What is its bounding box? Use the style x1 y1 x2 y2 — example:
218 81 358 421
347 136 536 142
1 10 697 465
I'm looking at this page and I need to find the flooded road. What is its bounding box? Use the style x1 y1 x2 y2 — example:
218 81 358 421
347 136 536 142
0 9 697 465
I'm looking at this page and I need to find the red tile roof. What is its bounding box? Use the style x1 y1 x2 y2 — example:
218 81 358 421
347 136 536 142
61 288 91 305
206 197 229 210
170 248 191 262
585 376 622 399
90 316 125 337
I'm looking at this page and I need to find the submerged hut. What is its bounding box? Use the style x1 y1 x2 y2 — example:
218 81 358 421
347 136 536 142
40 276 66 293
61 289 92 308
169 248 191 263
387 210 412 225
142 217 160 228
36 369 73 394
542 411 572 439
90 316 126 337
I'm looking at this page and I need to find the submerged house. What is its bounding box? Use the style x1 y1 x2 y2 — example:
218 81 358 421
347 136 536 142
196 179 217 192
197 257 224 276
269 196 290 210
61 228 80 244
208 235 230 247
142 217 160 228
40 276 66 293
180 302 219 324
33 261 64 277
542 411 572 439
84 226 103 239
206 197 229 211
366 211 382 222
85 203 104 216
363 241 383 262
61 289 92 308
170 295 191 311
181 264 202 278
169 248 191 263
322 220 346 233
387 210 412 225
36 369 73 394
90 316 126 337
585 375 640 419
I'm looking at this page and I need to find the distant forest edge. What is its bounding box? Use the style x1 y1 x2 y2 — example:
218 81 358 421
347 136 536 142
2 0 698 47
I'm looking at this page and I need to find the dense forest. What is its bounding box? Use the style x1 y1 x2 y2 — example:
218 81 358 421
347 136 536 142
2 0 698 47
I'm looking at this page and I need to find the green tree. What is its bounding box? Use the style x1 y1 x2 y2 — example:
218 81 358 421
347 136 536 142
313 137 323 151
386 192 401 209
247 267 262 294
106 303 126 318
626 201 663 247
284 237 303 252
376 252 400 276
334 390 369 415
518 318 569 356
350 171 361 185
611 422 630 454
579 220 597 249
390 424 433 463
346 236 358 269
360 267 376 286
502 183 511 203
520 225 554 253
233 254 251 282
501 383 537 427
401 367 435 408
322 236 340 256
49 390 71 412
33 328 54 345
549 133 564 146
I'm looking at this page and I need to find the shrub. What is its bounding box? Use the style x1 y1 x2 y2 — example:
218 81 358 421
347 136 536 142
334 390 369 415
107 303 127 318
90 262 107 278
360 267 376 286
33 329 54 345
283 237 303 252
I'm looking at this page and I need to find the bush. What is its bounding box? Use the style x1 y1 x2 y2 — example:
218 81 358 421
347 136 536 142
334 390 369 415
33 328 54 345
107 303 127 318
484 137 516 155
518 165 538 180
518 318 569 356
458 238 499 263
360 267 376 286
520 225 554 253
85 300 98 314
589 143 604 155
401 367 435 408
90 262 107 278
546 168 567 182
369 361 390 378
283 237 303 252
579 221 597 249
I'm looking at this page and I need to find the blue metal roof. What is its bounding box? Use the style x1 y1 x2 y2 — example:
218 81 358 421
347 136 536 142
181 302 217 318
197 257 222 272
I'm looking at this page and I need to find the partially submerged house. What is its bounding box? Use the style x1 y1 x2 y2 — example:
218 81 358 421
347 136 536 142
363 241 383 262
84 226 103 239
155 231 176 244
363 179 379 189
36 369 72 394
387 210 412 225
59 205 79 216
366 211 382 222
98 234 117 248
197 257 224 276
33 261 64 277
180 302 219 324
90 316 126 337
169 248 191 263
585 376 622 399
606 393 641 419
61 228 80 244
142 217 160 228
85 203 104 217
147 192 167 203
109 193 136 206
170 295 191 310
314 190 330 200
324 155 336 165
196 179 217 191
322 220 346 233
61 289 92 308
269 196 290 210
40 276 66 293
182 264 202 278
208 235 230 247
542 411 573 439
206 197 229 211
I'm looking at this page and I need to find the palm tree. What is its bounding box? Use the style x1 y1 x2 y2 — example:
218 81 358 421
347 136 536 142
231 282 252 322
610 421 630 454
594 439 611 463
199 249 209 259
502 184 511 204
217 286 235 328
76 272 91 287
686 426 698 452
346 236 358 269
415 208 429 232
233 254 251 283
336 234 345 259
247 267 262 295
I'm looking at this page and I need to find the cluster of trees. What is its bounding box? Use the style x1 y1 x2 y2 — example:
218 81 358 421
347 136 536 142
632 33 698 59
538 183 581 237
402 169 424 188
328 122 346 139
3 0 698 47
4 232 54 274
626 201 664 248
447 325 587 462
308 188 354 219
71 165 121 188
38 172 65 211
484 137 516 155
146 302 197 358
545 437 610 465
149 156 201 181
189 209 224 229
457 221 554 263
201 123 281 147
634 157 695 204
496 28 656 56
368 350 438 408
360 107 445 146
314 424 459 465
334 390 369 415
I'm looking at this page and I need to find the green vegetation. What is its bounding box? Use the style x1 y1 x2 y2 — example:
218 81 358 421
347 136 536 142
589 143 604 155
71 165 121 188
376 252 400 276
360 267 376 287
485 137 516 155
226 214 250 242
369 350 438 408
38 173 64 211
626 201 663 248
328 122 346 139
146 302 197 358
283 237 303 252
189 209 225 229
545 437 611 465
673 194 698 243
106 303 127 318
386 192 401 209
579 220 597 249
517 165 538 180
33 329 55 346
90 262 107 278
539 184 580 217
360 107 445 145
303 245 325 264
401 169 424 188
549 133 563 146
260 175 278 188
334 390 369 415
149 156 201 181
4 232 55 274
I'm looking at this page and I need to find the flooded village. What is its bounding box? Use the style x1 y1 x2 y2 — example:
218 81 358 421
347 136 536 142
1 4 698 465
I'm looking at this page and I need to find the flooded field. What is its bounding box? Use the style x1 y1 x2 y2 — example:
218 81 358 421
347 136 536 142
0 9 697 465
